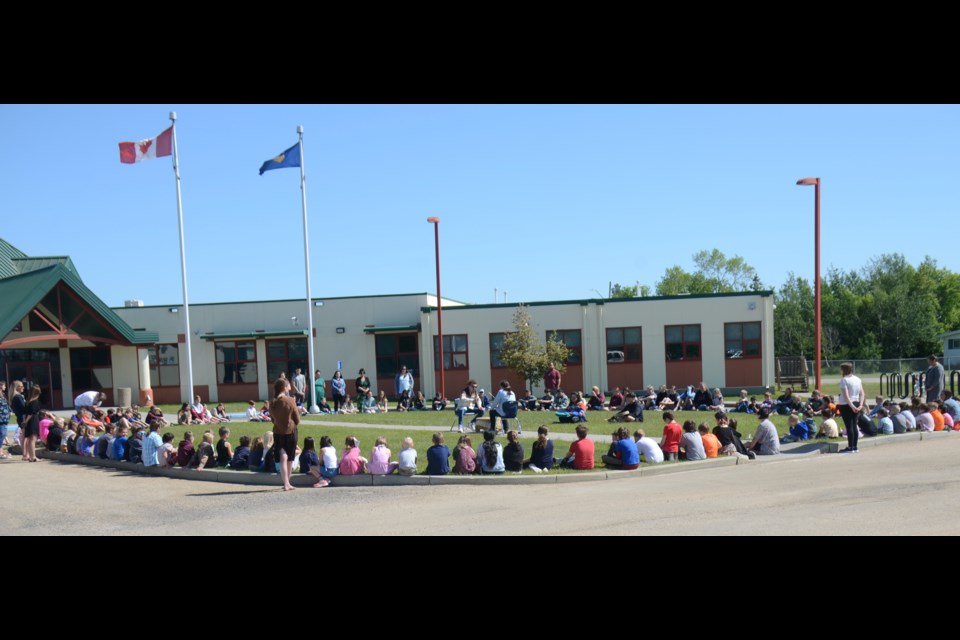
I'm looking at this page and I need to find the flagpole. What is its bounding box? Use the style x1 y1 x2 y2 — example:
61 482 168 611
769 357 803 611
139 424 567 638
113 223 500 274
298 125 320 414
169 111 194 404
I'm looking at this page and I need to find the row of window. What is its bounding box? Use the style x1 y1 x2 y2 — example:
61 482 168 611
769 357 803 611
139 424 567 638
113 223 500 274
481 322 760 369
137 321 762 388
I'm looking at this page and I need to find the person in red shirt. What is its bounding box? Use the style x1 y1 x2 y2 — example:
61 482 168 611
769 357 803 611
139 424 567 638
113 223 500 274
559 425 595 470
660 411 682 461
544 363 561 392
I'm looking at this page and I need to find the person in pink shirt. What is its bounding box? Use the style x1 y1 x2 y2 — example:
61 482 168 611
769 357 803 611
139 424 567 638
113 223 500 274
339 436 367 475
367 436 399 475
660 411 682 461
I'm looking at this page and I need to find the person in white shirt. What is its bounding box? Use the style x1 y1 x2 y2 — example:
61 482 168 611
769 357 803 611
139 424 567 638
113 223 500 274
749 408 781 456
397 437 418 476
73 390 105 411
816 407 840 438
837 362 865 453
489 380 518 434
633 429 664 464
898 402 916 431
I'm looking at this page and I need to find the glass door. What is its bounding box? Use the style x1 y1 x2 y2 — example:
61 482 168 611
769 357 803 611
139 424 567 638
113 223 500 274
5 362 52 405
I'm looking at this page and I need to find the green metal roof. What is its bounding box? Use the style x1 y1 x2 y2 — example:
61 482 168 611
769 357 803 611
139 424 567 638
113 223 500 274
363 324 420 334
0 264 155 345
0 238 28 280
200 330 309 341
11 256 78 277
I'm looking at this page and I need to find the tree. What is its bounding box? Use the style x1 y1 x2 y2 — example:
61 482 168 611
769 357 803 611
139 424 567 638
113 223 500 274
654 250 760 296
499 305 570 391
610 283 652 298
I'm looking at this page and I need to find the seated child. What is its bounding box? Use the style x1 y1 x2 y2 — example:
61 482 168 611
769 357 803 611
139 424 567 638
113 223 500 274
601 427 640 470
452 435 477 475
815 408 839 438
110 424 128 460
425 432 450 475
519 389 537 412
318 435 338 479
215 403 230 422
698 424 720 458
524 425 555 473
159 432 178 467
633 429 664 464
558 425 594 469
215 426 234 467
193 431 217 470
877 408 894 435
503 430 524 472
478 430 505 474
230 435 251 469
367 436 399 475
299 436 329 487
258 403 271 421
708 388 726 412
246 400 266 422
128 430 144 463
77 426 97 457
95 423 115 459
412 391 427 411
733 389 751 413
432 393 447 412
395 390 411 413
177 431 195 467
339 435 366 475
680 420 706 461
146 406 168 427
397 437 418 475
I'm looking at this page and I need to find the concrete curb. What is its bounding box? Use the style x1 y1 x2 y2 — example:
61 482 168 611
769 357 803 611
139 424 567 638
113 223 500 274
36 430 957 487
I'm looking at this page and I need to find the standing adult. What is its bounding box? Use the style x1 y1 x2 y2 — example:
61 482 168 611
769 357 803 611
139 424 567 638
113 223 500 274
9 381 26 455
0 381 10 459
292 368 307 403
314 370 326 408
270 378 300 491
355 369 371 405
925 355 945 403
21 385 43 462
73 390 105 412
331 370 346 413
544 362 561 393
838 362 865 454
395 365 414 400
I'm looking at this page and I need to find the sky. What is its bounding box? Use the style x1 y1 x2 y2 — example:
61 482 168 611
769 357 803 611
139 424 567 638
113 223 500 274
1 104 957 308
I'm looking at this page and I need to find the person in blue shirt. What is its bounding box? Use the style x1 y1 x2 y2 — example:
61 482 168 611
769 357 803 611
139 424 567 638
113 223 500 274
112 423 129 461
425 432 450 475
601 427 640 470
781 414 813 443
142 424 163 466
524 425 555 472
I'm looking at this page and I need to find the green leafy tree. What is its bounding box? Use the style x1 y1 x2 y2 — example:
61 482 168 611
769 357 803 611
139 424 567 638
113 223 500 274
655 250 760 295
499 305 570 391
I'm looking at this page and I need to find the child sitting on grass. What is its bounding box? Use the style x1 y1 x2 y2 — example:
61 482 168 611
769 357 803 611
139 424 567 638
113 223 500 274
367 436 399 475
698 424 720 458
299 436 329 487
601 427 640 470
194 431 216 470
339 436 366 475
452 435 477 474
177 431 194 467
397 437 418 475
503 430 524 472
425 432 450 475
216 426 234 468
231 435 251 469
159 432 177 467
633 429 663 464
816 407 840 438
524 425 555 473
478 430 505 474
559 425 594 470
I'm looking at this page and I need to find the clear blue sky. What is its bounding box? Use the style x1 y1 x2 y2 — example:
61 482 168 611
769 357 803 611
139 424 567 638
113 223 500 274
1 104 957 307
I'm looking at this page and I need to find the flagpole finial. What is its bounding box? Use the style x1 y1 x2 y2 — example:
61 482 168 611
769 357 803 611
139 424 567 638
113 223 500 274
170 111 177 121
297 125 304 135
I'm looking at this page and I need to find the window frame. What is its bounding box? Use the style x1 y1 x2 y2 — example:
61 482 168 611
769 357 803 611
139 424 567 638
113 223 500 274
215 340 259 385
724 322 762 359
664 324 702 362
606 327 643 363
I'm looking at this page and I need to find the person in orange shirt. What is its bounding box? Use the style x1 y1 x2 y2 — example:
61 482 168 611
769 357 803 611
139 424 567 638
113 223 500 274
698 423 720 458
930 402 945 432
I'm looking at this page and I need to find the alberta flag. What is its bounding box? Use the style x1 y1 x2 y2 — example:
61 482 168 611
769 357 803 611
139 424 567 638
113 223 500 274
119 126 173 164
259 142 301 175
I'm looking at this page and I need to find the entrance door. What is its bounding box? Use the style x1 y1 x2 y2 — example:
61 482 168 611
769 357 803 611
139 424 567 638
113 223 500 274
5 362 53 406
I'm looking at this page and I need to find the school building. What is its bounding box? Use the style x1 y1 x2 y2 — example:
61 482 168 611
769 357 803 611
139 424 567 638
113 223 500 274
0 238 775 409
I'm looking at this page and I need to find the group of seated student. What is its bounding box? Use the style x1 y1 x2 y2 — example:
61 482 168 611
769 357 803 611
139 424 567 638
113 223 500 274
178 397 230 425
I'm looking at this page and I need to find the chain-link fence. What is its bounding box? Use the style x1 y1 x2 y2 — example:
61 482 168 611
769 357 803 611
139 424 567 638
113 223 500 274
804 357 960 377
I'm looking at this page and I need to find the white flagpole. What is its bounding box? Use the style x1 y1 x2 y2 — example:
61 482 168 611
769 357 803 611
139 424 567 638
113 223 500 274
298 125 320 413
169 111 194 403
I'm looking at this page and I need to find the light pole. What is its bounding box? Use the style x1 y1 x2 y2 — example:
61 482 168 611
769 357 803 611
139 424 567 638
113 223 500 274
797 177 821 392
427 217 445 400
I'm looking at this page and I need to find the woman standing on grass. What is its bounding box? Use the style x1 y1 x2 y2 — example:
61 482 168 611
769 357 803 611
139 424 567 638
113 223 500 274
838 362 865 454
331 370 347 413
355 369 371 406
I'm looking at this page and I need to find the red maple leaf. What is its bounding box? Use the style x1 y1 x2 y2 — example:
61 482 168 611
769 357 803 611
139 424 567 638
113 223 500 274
138 139 153 156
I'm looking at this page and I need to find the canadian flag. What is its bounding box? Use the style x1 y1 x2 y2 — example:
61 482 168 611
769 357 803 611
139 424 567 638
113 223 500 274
119 126 173 164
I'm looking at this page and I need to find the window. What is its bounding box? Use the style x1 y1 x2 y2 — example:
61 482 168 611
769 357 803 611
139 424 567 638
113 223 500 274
725 322 761 358
490 333 507 368
949 339 960 350
215 341 258 384
607 327 642 363
434 334 469 370
665 325 701 361
549 329 582 365
266 338 307 382
375 334 419 378
70 347 113 390
147 344 180 387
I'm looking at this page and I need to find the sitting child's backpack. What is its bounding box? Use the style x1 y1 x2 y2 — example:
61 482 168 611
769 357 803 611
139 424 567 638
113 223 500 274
556 411 582 424
857 412 878 437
